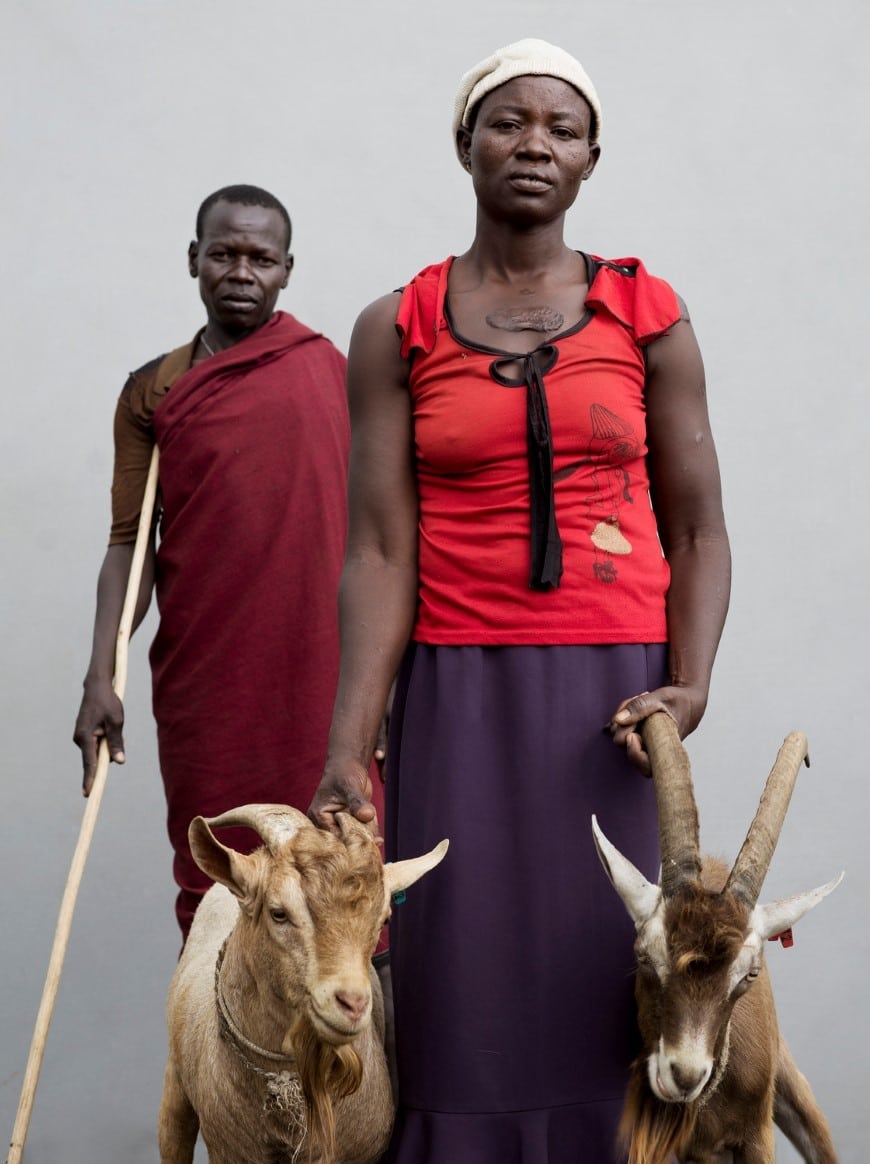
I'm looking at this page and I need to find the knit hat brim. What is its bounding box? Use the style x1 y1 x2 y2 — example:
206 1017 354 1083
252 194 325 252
452 38 601 145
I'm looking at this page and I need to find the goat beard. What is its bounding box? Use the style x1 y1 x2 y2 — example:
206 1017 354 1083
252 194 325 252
619 1062 699 1164
291 1013 363 1163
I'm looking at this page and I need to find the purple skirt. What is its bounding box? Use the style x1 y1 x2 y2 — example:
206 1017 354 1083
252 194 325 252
384 643 666 1164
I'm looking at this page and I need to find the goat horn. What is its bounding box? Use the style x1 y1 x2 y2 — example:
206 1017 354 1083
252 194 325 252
641 712 701 896
725 732 808 907
204 803 311 854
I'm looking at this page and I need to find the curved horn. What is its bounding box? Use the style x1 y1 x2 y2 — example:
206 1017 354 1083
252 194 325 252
641 712 701 896
205 803 311 854
725 732 808 906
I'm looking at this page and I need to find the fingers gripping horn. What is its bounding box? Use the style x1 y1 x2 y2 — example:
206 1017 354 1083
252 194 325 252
640 712 701 895
725 732 808 907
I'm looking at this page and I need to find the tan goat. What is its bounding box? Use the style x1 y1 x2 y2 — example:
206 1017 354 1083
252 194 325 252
158 804 448 1164
592 712 842 1164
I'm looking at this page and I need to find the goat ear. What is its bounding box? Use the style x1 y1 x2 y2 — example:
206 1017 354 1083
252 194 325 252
591 815 662 926
188 816 260 903
384 839 449 896
752 871 845 941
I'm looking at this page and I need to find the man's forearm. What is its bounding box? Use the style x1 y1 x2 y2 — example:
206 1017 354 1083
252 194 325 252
84 542 154 682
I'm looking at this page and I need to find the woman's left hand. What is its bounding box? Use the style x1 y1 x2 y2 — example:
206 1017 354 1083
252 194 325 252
608 685 707 776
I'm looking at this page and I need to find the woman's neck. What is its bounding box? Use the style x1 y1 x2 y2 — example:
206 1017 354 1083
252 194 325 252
460 214 575 285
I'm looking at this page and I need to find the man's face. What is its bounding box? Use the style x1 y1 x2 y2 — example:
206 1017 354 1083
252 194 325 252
188 201 292 334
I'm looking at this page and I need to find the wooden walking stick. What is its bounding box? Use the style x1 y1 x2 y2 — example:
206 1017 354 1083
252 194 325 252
7 446 160 1164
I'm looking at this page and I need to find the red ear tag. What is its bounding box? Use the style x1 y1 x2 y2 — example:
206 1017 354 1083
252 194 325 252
769 928 794 948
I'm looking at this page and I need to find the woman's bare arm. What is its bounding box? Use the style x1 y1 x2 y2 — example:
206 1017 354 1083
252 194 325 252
309 294 420 831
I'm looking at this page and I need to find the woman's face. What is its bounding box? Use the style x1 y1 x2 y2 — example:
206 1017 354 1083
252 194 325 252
457 75 600 226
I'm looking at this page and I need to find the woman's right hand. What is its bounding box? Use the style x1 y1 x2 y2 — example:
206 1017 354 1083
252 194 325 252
73 678 126 797
308 760 378 836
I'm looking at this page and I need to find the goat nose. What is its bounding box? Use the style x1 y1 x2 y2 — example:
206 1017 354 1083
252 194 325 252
334 989 368 1025
669 1061 708 1096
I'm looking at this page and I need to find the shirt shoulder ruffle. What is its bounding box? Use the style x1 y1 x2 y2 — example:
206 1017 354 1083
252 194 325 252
584 255 681 345
396 259 453 359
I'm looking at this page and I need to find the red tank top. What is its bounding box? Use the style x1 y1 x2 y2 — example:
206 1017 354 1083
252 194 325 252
397 255 681 646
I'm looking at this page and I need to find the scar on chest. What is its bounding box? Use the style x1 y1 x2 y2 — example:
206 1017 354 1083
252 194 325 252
485 306 565 333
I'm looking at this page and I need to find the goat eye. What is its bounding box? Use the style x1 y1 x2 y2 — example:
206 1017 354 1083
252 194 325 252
734 967 760 995
269 908 289 924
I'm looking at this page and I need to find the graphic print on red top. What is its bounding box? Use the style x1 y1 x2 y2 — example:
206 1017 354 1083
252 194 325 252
396 255 682 646
582 402 641 583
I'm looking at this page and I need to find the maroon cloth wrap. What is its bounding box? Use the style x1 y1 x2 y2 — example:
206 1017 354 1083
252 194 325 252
149 312 382 937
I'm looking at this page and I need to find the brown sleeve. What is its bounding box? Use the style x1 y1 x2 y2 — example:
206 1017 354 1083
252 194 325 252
108 341 196 545
108 371 160 545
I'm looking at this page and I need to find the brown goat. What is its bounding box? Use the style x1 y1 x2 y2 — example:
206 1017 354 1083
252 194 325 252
157 804 448 1164
592 713 842 1164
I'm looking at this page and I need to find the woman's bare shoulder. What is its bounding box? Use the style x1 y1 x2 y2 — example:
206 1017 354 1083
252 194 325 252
349 291 408 384
352 290 404 336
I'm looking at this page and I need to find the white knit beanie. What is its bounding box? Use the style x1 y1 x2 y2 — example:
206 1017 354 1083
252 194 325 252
452 38 601 144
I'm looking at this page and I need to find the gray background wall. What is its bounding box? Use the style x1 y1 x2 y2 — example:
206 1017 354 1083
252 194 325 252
2 1 866 1160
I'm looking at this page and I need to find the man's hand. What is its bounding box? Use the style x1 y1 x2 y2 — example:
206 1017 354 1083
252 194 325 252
607 685 707 776
73 679 126 797
308 762 378 836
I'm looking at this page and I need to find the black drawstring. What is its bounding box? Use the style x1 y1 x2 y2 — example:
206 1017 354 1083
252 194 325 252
490 346 562 591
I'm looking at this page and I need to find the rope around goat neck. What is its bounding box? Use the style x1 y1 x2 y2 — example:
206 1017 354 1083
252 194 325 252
213 938 307 1150
214 939 297 1064
695 1022 731 1112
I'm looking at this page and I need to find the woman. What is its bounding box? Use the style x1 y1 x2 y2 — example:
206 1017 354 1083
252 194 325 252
310 39 730 1163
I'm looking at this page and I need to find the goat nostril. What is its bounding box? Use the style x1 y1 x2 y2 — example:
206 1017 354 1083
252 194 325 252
334 989 368 1022
670 1062 706 1095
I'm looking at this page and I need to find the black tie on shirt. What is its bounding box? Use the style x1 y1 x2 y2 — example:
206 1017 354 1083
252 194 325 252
489 344 562 591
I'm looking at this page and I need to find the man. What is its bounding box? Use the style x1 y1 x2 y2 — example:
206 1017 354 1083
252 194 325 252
74 184 383 939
